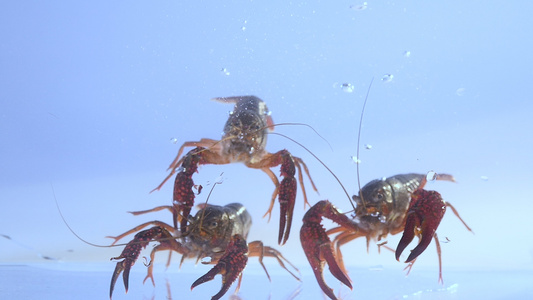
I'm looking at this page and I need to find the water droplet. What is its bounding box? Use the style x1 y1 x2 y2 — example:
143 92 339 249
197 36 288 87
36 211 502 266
201 257 212 264
426 171 437 182
221 68 230 76
381 74 394 83
480 175 489 181
403 50 411 58
365 144 372 150
214 173 224 185
350 2 368 10
351 156 361 164
341 83 354 93
170 137 178 144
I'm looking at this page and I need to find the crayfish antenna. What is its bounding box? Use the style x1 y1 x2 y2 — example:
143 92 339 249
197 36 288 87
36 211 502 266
354 77 375 212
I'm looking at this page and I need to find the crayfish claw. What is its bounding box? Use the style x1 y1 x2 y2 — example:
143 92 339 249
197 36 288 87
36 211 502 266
301 201 356 300
278 176 297 245
396 189 446 263
191 234 249 300
108 226 174 299
172 148 203 233
277 150 298 245
109 258 133 298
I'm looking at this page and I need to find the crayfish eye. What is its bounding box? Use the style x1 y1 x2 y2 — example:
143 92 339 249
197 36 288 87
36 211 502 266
372 191 385 202
209 221 218 228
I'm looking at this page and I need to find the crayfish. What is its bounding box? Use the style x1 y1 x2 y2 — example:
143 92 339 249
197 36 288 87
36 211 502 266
299 81 473 300
301 173 472 299
108 202 300 299
152 96 317 245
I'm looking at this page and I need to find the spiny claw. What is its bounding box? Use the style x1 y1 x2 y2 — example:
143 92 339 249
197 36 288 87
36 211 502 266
191 234 249 300
172 148 202 233
278 176 297 245
300 201 355 300
109 226 168 299
110 259 132 298
278 150 297 245
396 189 446 263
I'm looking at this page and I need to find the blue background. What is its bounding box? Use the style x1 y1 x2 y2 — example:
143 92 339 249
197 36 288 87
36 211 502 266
1 1 532 299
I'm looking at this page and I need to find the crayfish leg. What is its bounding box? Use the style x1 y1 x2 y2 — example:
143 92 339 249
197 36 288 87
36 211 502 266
106 221 174 246
247 240 301 282
151 139 220 193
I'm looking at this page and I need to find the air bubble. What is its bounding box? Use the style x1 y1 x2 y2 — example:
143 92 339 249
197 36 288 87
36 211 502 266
170 137 178 144
350 2 368 10
351 156 361 164
341 83 354 93
403 50 411 58
426 171 437 182
201 257 212 264
480 176 489 181
456 88 466 96
365 144 372 150
381 74 394 83
221 68 230 76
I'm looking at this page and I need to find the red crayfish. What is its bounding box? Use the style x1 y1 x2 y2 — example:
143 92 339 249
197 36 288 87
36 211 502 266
299 81 473 299
301 173 472 299
108 202 300 299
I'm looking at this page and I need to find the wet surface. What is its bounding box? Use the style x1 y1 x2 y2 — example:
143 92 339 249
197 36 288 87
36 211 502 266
2 263 532 300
